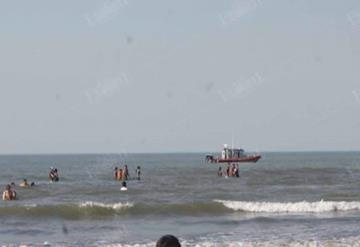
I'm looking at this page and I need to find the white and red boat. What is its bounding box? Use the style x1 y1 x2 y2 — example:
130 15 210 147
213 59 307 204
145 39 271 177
206 144 261 164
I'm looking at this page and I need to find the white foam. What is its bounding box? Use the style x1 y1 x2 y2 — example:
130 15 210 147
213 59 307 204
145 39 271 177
96 239 360 247
79 201 134 210
215 199 360 213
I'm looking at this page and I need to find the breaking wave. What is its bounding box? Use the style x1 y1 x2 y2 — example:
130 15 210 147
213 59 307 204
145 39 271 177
1 200 360 219
214 199 360 213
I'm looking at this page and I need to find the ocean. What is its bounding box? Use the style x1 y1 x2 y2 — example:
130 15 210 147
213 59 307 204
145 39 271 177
0 152 360 246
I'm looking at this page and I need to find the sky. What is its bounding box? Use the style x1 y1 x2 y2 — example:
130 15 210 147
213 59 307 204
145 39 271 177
0 0 360 154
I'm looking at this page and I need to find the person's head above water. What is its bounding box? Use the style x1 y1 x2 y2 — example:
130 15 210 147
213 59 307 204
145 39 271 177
122 181 127 187
156 235 181 247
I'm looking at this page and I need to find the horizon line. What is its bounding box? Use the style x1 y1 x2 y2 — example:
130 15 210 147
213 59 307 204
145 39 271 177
0 150 359 156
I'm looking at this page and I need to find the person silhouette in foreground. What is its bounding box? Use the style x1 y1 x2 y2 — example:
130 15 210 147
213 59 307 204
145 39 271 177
156 235 181 247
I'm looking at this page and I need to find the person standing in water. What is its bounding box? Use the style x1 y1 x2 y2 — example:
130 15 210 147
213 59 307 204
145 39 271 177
2 184 16 201
49 167 59 182
114 167 118 180
117 168 123 180
135 166 141 180
226 165 231 177
124 165 129 180
217 167 223 177
235 164 240 177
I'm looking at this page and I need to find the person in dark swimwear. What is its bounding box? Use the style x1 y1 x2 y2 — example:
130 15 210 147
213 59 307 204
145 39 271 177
235 164 240 177
156 235 181 247
135 166 141 180
231 164 236 176
121 181 128 191
49 168 59 182
217 167 223 176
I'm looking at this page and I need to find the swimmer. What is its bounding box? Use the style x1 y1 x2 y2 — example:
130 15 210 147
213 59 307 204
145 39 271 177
135 166 141 180
156 235 181 247
20 179 29 188
120 181 127 191
2 184 16 201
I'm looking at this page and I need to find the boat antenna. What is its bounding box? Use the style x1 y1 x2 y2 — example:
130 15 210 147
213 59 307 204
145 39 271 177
231 129 234 150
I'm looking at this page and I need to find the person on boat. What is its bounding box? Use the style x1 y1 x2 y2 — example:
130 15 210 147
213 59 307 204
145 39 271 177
156 235 181 247
120 181 128 191
2 184 16 201
114 167 118 180
123 165 129 180
135 166 141 180
217 167 223 177
20 179 30 188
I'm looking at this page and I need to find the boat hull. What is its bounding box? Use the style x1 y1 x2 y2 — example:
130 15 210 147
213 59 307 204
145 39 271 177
209 155 261 163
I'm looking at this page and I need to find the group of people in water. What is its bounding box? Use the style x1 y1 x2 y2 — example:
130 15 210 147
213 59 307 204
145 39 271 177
2 179 36 201
218 164 240 177
114 164 142 192
2 167 60 201
3 163 142 200
114 165 141 181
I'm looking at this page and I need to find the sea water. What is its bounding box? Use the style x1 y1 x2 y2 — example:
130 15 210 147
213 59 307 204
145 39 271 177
0 152 360 246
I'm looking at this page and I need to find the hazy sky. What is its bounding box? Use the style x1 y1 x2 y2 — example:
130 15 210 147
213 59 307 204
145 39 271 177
1 0 360 154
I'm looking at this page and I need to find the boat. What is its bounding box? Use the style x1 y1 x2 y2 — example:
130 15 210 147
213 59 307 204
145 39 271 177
206 144 261 164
